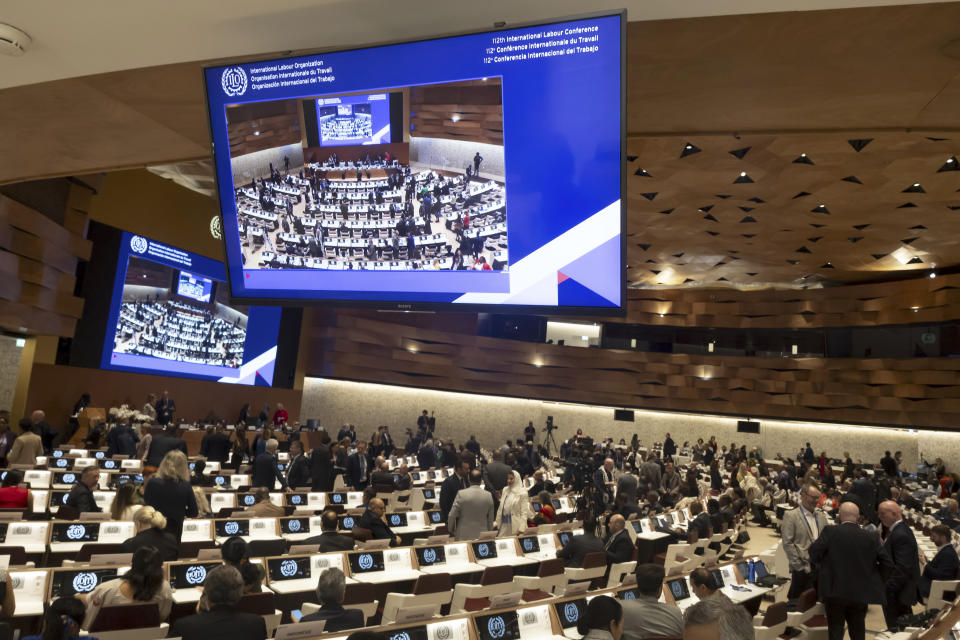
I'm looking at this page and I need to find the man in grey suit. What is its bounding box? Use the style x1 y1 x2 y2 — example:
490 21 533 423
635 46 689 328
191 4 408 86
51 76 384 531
483 450 512 510
448 470 495 541
621 563 684 640
640 452 662 491
616 466 639 501
782 483 831 599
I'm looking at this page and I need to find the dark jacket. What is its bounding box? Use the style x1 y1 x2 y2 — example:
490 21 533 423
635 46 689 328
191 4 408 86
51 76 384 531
167 605 266 640
66 482 101 513
883 521 922 607
604 529 634 565
106 425 139 457
201 433 233 463
285 454 311 489
252 452 286 490
920 544 960 599
146 434 188 468
310 445 334 492
370 471 394 488
144 477 198 539
300 604 364 632
809 521 893 604
556 533 604 568
121 526 180 562
439 473 467 520
303 531 355 553
346 452 370 489
357 508 397 543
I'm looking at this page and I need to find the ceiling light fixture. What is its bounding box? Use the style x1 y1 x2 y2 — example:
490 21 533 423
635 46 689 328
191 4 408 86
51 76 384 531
0 23 31 57
929 272 937 279
451 114 460 123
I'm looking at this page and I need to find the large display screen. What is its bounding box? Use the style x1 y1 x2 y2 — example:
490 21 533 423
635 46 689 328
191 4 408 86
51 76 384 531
100 232 282 385
203 12 624 312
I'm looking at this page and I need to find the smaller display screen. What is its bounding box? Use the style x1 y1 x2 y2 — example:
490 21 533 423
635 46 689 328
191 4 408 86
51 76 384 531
110 473 144 487
617 588 640 601
558 532 572 548
338 515 357 530
552 499 562 510
519 536 540 554
98 459 119 470
50 568 119 597
388 513 408 528
471 541 498 560
285 493 306 506
348 551 385 573
711 569 725 588
475 611 520 640
54 472 78 485
667 578 690 601
177 270 214 303
281 517 310 535
268 556 311 581
384 627 428 640
531 502 542 512
553 599 586 630
51 522 99 543
427 510 442 524
215 520 250 537
423 489 435 499
329 493 347 505
414 546 446 566
170 562 221 589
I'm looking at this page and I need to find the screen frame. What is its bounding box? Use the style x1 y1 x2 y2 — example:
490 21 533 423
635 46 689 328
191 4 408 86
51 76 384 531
200 10 626 316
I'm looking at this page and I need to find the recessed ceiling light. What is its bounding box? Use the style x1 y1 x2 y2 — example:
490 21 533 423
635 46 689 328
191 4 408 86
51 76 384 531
929 272 937 278
451 114 460 123
253 131 260 136
740 172 747 177
685 145 692 150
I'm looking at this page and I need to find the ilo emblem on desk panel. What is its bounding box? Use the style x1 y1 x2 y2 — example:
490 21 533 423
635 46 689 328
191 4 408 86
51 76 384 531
521 612 537 626
224 521 239 535
95 452 105 459
215 477 226 486
56 458 68 468
280 560 298 577
435 625 452 640
290 495 302 505
130 236 148 254
476 543 490 558
390 514 402 526
487 616 506 639
422 548 437 564
389 633 410 640
186 566 207 585
243 495 256 506
221 67 248 97
332 494 344 504
522 538 534 552
342 517 355 529
66 525 86 540
622 591 636 600
288 519 302 533
563 604 579 624
103 460 115 469
72 572 99 593
62 473 76 484
357 554 374 571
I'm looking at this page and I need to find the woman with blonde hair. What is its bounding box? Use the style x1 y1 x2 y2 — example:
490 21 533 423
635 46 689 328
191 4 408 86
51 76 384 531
144 450 197 539
120 506 179 561
193 486 213 518
109 483 141 521
494 470 533 536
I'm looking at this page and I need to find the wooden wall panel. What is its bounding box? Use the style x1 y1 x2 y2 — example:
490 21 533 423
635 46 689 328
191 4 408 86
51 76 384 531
409 81 503 146
302 310 960 430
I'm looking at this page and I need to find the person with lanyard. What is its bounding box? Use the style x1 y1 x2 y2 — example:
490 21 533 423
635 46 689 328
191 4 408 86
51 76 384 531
593 458 617 506
781 483 830 599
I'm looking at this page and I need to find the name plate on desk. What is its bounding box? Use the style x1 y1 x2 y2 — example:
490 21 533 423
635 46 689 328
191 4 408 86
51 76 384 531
23 470 51 488
249 518 277 538
182 520 213 541
428 618 470 640
7 522 48 546
210 494 236 512
120 459 142 470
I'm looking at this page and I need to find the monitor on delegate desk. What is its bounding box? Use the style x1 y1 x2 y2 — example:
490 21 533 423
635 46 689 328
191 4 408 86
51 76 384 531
170 562 221 589
558 532 572 548
268 557 311 581
414 546 446 567
427 510 443 525
554 599 587 631
51 522 99 543
471 541 498 560
202 13 625 314
281 517 310 535
475 611 520 640
667 577 691 602
50 568 120 598
215 520 250 537
384 626 429 640
388 513 408 528
519 536 540 554
348 551 385 574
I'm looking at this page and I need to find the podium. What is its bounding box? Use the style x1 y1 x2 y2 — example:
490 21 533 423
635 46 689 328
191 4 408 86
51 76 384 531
69 407 106 445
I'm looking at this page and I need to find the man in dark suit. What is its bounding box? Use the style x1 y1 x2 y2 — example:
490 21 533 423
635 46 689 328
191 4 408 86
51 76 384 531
155 390 177 426
440 458 470 521
145 427 188 468
556 518 604 568
167 564 267 640
346 440 371 490
310 437 334 492
878 500 921 628
106 420 139 457
416 439 436 470
803 442 816 465
200 425 232 464
304 510 355 552
357 498 400 546
285 439 311 489
252 439 286 490
30 410 57 454
662 433 676 460
300 567 364 632
604 515 634 565
809 501 893 640
920 524 960 600
847 471 877 523
594 458 617 506
369 458 395 488
527 469 556 497
66 466 101 513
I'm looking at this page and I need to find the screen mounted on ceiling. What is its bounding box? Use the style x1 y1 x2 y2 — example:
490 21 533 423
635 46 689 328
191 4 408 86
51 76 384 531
100 232 282 385
203 12 625 312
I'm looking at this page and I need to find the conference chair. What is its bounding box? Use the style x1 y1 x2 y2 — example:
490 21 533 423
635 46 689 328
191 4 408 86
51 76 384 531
752 602 790 640
512 558 568 595
238 591 283 637
789 589 827 639
927 579 960 612
659 543 694 573
342 582 379 623
450 566 514 614
381 573 453 625
87 602 166 640
563 551 607 586
606 561 637 589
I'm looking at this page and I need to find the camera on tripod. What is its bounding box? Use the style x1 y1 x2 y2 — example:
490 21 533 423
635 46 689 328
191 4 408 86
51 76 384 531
543 415 555 432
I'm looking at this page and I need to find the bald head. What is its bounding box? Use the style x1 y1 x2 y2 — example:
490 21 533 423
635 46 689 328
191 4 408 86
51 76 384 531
609 514 625 532
838 501 860 523
878 500 902 528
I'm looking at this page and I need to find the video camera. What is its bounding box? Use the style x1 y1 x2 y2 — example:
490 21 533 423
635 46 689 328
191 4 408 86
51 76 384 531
544 415 556 432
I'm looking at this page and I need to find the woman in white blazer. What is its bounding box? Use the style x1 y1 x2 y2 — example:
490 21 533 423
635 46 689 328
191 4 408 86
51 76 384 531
495 470 532 536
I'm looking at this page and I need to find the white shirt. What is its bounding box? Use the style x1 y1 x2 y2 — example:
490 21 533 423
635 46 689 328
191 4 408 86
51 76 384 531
799 505 821 539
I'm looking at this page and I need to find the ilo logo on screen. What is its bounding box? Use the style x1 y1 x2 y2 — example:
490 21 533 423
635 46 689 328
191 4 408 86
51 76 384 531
224 521 240 535
53 450 63 458
215 477 226 486
280 560 298 577
623 591 636 600
65 525 86 540
291 495 302 505
342 517 354 529
476 543 490 558
130 235 148 254
390 633 410 640
357 554 374 571
487 616 506 639
185 566 207 585
72 572 98 593
95 451 105 459
103 460 115 469
243 495 255 506
563 603 579 624
332 494 343 504
422 548 437 564
671 582 684 598
390 515 402 526
287 520 302 533
62 473 76 484
430 512 442 523
221 67 248 97
522 538 534 552
56 458 68 468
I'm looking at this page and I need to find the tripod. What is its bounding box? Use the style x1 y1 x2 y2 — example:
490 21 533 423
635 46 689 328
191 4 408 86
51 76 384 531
544 427 558 457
